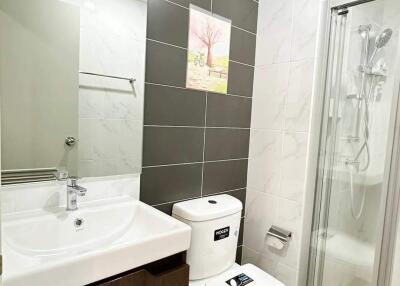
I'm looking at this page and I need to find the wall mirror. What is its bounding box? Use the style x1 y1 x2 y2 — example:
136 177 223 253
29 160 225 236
0 0 147 185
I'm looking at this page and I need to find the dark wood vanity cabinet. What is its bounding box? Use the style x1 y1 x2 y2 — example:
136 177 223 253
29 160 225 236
88 252 189 286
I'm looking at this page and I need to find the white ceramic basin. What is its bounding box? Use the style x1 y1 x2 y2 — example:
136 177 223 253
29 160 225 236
5 200 137 257
3 197 191 286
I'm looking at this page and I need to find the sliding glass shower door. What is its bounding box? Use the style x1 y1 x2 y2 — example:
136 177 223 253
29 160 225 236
308 0 400 285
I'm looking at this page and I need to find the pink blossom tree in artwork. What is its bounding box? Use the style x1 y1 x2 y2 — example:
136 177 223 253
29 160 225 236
193 19 222 67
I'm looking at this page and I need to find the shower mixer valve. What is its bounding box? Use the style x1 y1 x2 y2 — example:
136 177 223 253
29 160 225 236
344 158 360 168
358 64 387 78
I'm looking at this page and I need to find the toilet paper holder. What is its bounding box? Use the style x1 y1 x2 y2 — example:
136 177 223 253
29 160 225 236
266 225 292 242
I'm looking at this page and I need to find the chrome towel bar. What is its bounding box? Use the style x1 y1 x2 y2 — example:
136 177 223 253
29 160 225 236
79 71 135 84
1 168 59 185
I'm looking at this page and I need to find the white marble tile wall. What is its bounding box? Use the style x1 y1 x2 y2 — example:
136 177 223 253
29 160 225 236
243 0 321 285
392 218 400 286
76 0 146 177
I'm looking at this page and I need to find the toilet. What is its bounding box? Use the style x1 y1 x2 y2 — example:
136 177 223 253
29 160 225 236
172 194 285 286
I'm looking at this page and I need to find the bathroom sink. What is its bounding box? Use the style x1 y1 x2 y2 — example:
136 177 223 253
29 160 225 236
5 200 138 257
2 197 191 286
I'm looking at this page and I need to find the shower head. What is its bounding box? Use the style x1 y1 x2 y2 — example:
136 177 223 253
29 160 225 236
375 29 393 49
368 28 393 65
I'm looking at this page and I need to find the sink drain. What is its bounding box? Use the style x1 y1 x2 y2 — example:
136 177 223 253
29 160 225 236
74 218 84 230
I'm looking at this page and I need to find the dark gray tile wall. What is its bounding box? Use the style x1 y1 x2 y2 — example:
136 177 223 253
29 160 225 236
147 0 189 47
204 129 250 161
202 160 248 195
141 163 203 205
168 0 212 11
207 93 252 128
228 61 255 97
236 246 243 264
143 127 204 165
230 28 257 66
141 0 258 264
144 85 206 126
145 40 187 87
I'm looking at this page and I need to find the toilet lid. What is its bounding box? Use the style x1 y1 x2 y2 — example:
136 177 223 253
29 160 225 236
206 264 285 286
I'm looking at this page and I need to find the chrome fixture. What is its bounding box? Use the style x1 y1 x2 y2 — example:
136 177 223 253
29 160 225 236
352 26 393 171
346 26 393 221
66 177 87 211
65 136 78 147
79 71 135 84
1 168 59 185
368 28 393 65
266 225 292 242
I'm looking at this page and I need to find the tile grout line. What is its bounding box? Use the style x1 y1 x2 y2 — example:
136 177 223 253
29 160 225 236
246 187 303 204
158 0 257 36
151 195 202 207
206 187 247 196
152 187 246 207
147 37 256 68
145 81 189 90
230 59 255 68
144 125 251 129
145 82 253 99
255 57 316 68
240 244 298 270
162 0 187 10
231 25 257 36
143 161 203 168
143 158 249 169
146 38 187 50
289 0 296 62
282 0 294 132
200 92 208 198
241 244 260 255
246 128 310 135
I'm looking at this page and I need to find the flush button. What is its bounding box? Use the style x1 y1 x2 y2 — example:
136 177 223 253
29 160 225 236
208 200 217 204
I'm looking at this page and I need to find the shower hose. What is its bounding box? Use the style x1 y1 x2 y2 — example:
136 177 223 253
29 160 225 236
348 76 377 221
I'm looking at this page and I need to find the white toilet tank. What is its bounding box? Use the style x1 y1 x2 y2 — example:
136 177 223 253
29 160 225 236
172 195 242 280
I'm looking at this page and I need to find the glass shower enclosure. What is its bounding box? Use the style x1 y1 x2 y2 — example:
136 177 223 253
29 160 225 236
307 0 400 285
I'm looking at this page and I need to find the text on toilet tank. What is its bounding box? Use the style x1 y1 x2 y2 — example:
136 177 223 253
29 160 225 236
214 226 230 241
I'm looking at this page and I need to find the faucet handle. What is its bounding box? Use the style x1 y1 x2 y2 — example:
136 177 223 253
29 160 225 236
67 176 81 187
67 177 77 186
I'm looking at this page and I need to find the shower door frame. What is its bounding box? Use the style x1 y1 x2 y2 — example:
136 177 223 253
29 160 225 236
306 0 400 285
377 40 400 285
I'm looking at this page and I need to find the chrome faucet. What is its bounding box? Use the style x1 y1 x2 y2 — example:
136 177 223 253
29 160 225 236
66 177 87 211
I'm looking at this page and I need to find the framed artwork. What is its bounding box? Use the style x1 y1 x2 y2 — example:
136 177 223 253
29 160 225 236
186 5 231 94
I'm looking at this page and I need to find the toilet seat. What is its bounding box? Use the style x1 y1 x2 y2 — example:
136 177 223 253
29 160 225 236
189 264 285 286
